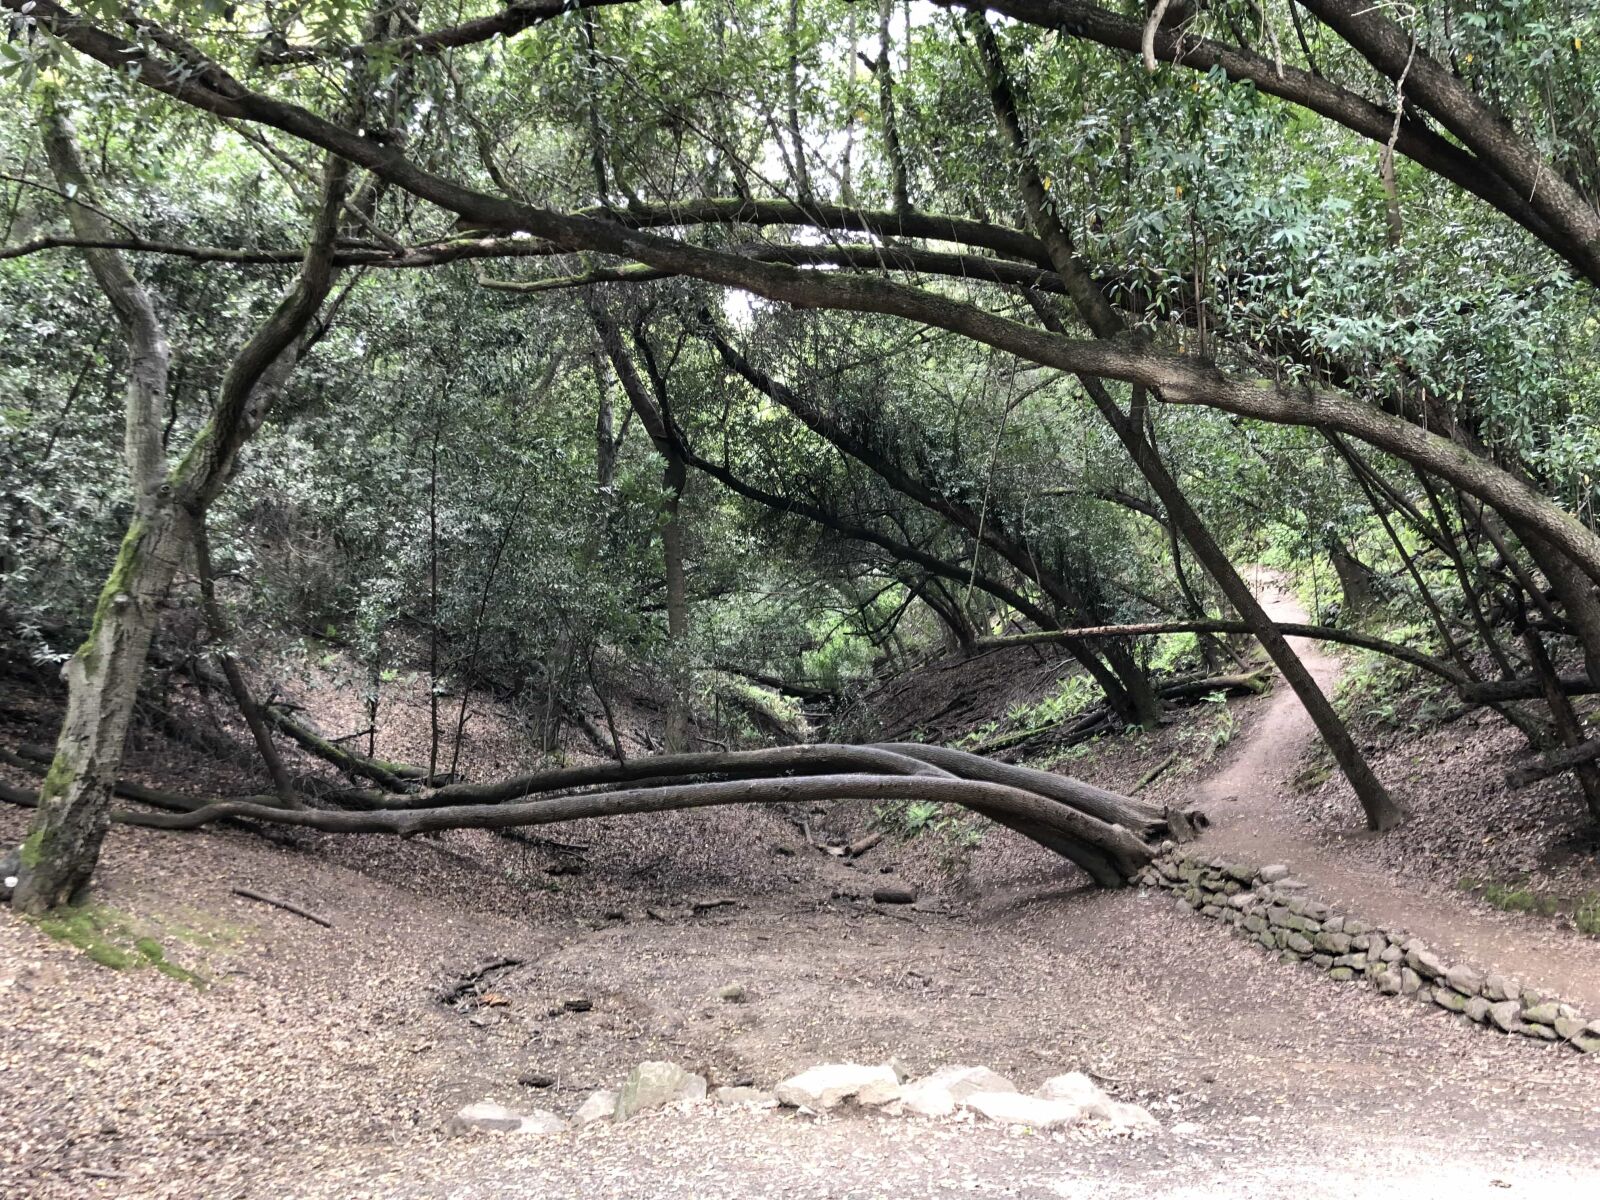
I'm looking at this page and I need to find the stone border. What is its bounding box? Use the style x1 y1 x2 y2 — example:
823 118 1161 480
1137 848 1600 1054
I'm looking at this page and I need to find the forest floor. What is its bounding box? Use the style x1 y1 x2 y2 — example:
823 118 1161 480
4 598 1600 1197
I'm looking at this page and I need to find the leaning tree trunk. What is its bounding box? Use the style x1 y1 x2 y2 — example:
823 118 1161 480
974 19 1405 831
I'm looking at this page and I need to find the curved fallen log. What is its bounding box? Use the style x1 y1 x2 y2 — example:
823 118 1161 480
408 743 950 808
872 742 1173 837
98 773 1157 887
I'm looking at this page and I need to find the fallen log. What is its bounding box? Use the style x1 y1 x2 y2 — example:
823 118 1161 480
1506 739 1600 789
870 742 1178 838
95 773 1157 887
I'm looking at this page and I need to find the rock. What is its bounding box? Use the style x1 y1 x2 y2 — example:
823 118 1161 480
1380 944 1403 964
1522 1023 1559 1041
573 1090 618 1126
1432 987 1467 1013
615 1061 708 1121
716 983 748 1004
1329 967 1355 982
1522 1002 1560 1026
1521 988 1547 1009
1483 974 1517 1002
518 1071 556 1089
446 1102 526 1135
1322 916 1345 935
1224 863 1255 883
711 1086 773 1108
1285 933 1314 955
518 1111 568 1134
1035 1072 1115 1119
1313 931 1352 955
1465 997 1491 1024
1554 1016 1587 1041
1311 953 1334 969
1258 864 1290 883
562 996 593 1013
1400 968 1423 996
1444 966 1484 997
900 1066 1017 1117
1488 1000 1523 1033
1573 1032 1600 1054
1403 942 1445 980
872 886 917 905
1375 969 1402 996
854 1079 903 1107
774 1062 897 1110
1102 1101 1160 1133
963 1091 1086 1130
1343 920 1368 937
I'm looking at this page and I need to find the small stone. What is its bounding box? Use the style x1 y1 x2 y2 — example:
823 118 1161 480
1522 1002 1560 1026
1224 863 1255 884
1258 864 1290 883
1329 967 1355 982
710 1086 773 1108
716 984 748 1004
1465 997 1491 1023
446 1102 526 1135
1573 1032 1600 1054
573 1090 618 1126
1380 945 1403 964
775 1063 898 1110
1285 933 1314 955
515 1111 568 1135
1035 1072 1114 1118
1432 987 1468 1014
1275 878 1309 891
1488 1000 1523 1033
518 1071 556 1089
1343 920 1368 937
562 997 593 1013
1522 1023 1559 1041
1444 966 1484 997
1400 968 1423 996
1312 954 1334 969
1322 916 1346 935
615 1061 708 1121
1200 904 1222 918
1375 969 1402 996
1521 988 1546 1009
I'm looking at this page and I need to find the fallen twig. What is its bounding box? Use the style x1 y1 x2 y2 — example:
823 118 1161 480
231 887 333 928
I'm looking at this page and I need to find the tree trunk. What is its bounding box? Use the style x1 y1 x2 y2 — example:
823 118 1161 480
974 19 1404 831
9 113 351 909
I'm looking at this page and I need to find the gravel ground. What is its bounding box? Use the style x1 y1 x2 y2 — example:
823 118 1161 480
3 799 1598 1199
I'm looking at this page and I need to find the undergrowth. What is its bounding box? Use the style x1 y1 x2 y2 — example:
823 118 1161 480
1459 876 1600 936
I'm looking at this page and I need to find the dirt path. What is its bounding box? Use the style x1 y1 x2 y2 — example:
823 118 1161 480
1197 569 1600 1011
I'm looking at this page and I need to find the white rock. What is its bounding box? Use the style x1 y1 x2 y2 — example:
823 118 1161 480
899 1066 1017 1117
516 1110 568 1135
446 1101 566 1136
1100 1101 1159 1133
963 1091 1087 1129
573 1090 618 1126
446 1101 526 1135
711 1086 774 1107
854 1079 903 1107
774 1063 898 1110
1034 1071 1116 1119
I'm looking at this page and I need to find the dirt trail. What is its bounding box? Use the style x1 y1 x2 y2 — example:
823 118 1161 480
1197 570 1600 1011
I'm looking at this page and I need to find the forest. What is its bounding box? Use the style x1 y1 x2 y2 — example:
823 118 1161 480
1 1 1598 1196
